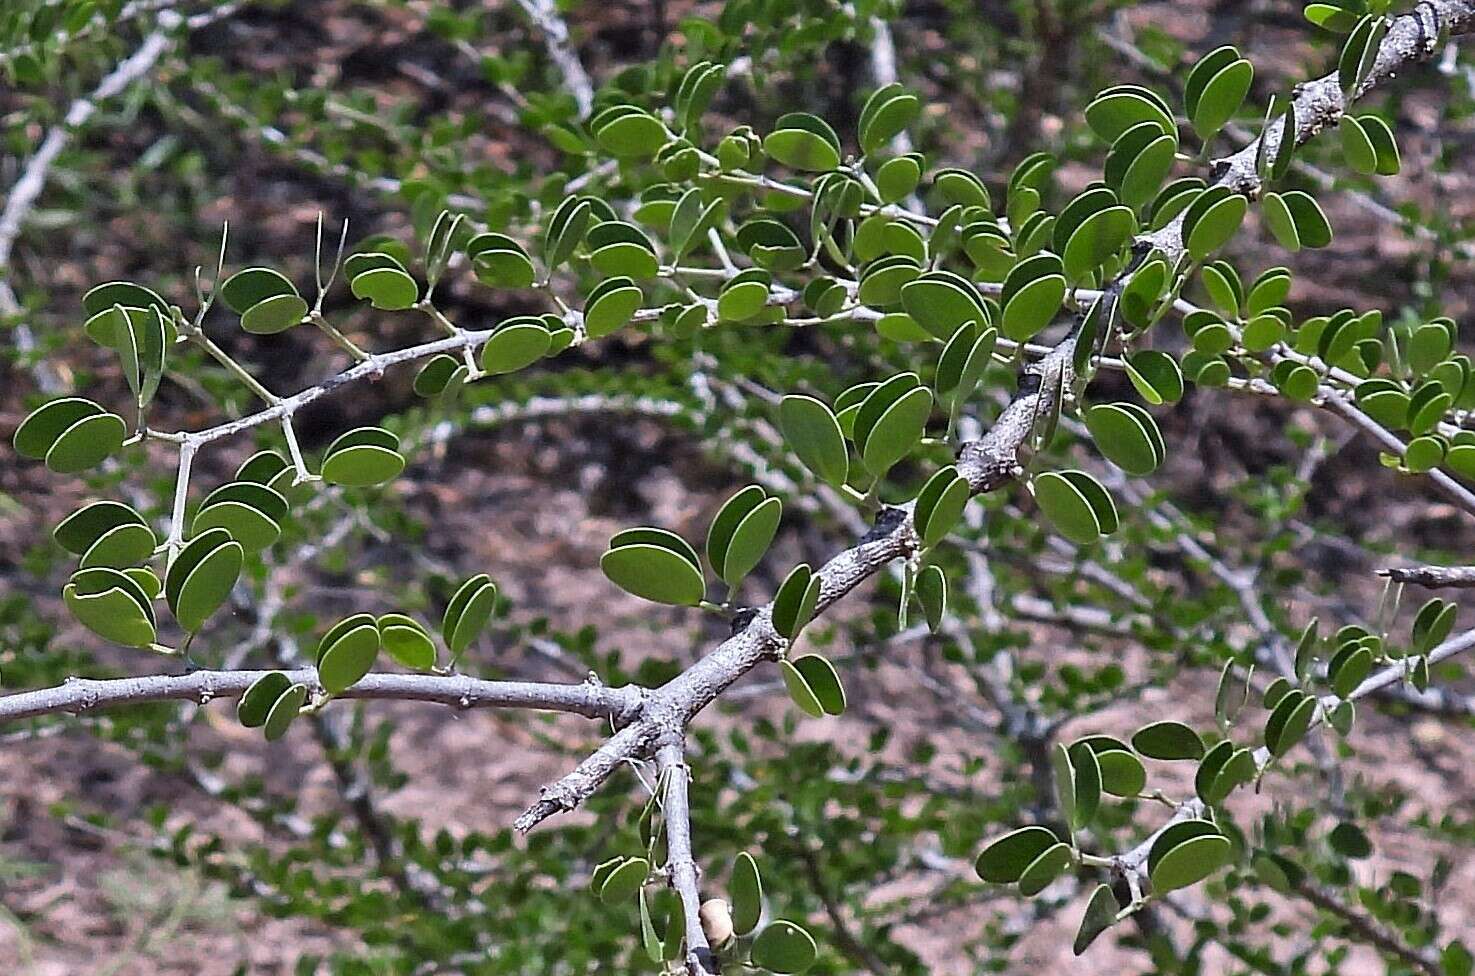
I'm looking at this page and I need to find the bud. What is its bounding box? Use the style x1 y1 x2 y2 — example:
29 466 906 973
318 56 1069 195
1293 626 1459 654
699 898 734 947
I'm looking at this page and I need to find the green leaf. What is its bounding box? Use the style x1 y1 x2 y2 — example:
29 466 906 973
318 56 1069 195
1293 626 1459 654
322 427 405 487
1084 402 1164 476
1073 884 1120 955
544 197 592 270
317 616 380 693
731 852 763 936
1132 720 1205 760
1086 85 1175 142
594 108 667 157
240 293 308 334
1106 122 1177 209
1329 821 1372 859
468 233 537 288
598 855 648 903
779 659 825 718
976 826 1060 883
1265 690 1318 757
192 499 281 552
481 319 552 375
1338 15 1389 95
343 251 408 280
1283 191 1332 249
1356 114 1400 174
1248 267 1292 313
219 267 297 313
667 189 726 261
876 155 922 204
263 683 307 741
1092 746 1145 797
587 221 659 278
1067 741 1102 829
858 254 921 307
639 889 664 963
1339 114 1378 175
737 219 807 272
1328 642 1373 697
718 273 771 322
584 277 643 338
934 168 991 209
1062 205 1136 281
1412 596 1456 654
1018 842 1074 896
414 355 467 401
779 395 849 488
899 272 988 340
1216 658 1254 726
602 536 706 606
1034 470 1115 545
238 672 292 728
915 466 970 547
859 84 919 154
1151 834 1232 893
15 398 112 462
1200 263 1241 317
858 385 933 478
791 655 845 715
350 267 419 310
1186 48 1252 139
17 399 125 474
377 613 437 670
63 568 156 647
915 564 947 633
87 305 166 408
237 450 294 495
1124 350 1184 404
165 528 243 633
1183 188 1247 259
74 521 153 570
763 113 841 171
935 324 996 412
706 487 782 588
83 280 169 318
54 500 148 555
751 920 817 974
1148 820 1223 874
772 563 822 641
1000 254 1067 341
198 480 287 533
1305 2 1364 32
443 575 498 656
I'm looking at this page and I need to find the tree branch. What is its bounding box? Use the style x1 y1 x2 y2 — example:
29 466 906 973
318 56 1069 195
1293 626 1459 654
1377 564 1475 588
0 668 643 726
656 740 717 976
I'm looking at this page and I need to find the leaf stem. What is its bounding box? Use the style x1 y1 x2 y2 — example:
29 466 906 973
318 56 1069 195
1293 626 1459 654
308 310 371 361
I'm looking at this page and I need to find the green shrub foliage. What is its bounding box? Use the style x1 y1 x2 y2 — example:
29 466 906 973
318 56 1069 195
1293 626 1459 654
4 0 1475 972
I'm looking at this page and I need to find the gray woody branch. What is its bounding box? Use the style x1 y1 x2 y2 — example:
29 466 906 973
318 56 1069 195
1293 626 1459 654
0 668 643 725
513 0 1475 834
1377 564 1475 587
656 741 719 976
